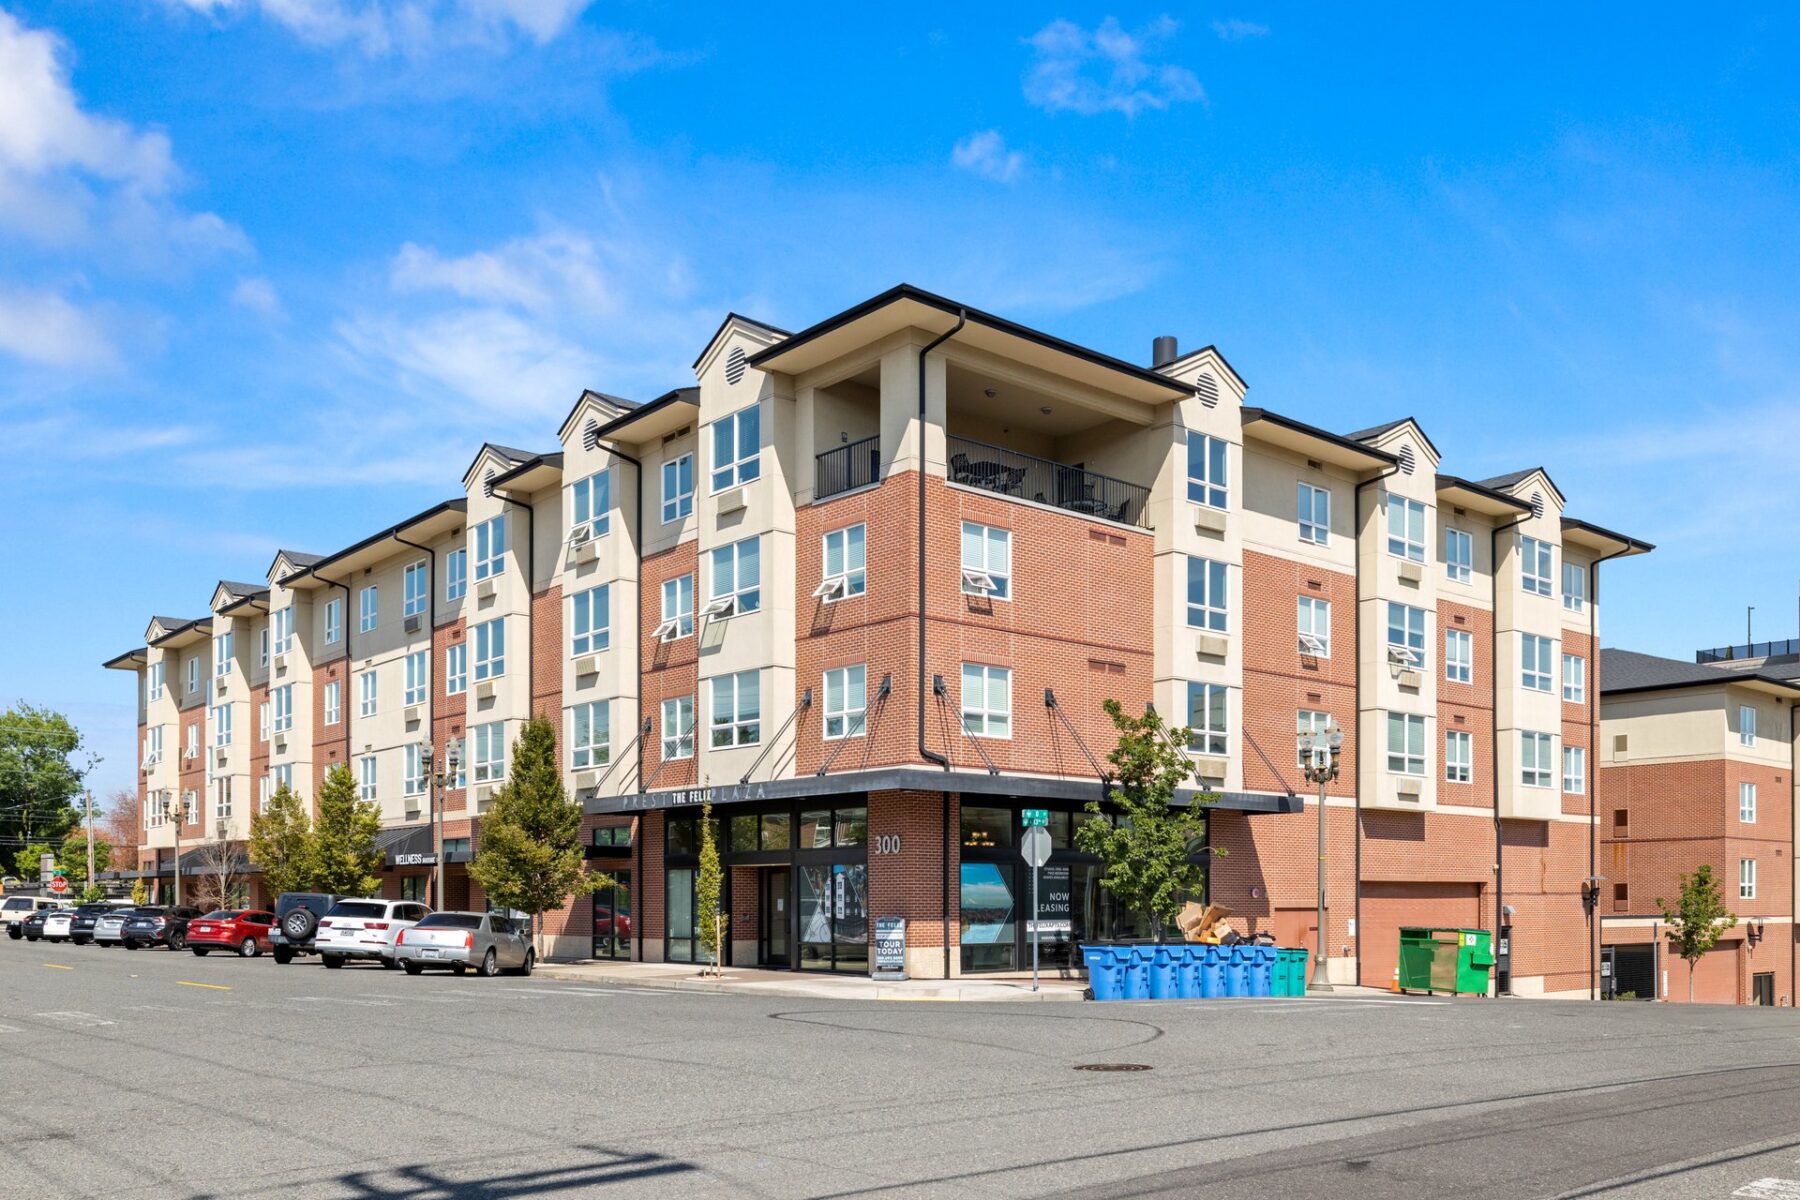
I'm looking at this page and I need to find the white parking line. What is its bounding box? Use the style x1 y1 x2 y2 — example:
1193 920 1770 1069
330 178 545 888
33 1011 114 1026
0 1023 20 1034
1735 1179 1800 1199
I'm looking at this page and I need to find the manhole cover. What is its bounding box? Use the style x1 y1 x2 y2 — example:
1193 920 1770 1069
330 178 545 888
1073 1063 1152 1072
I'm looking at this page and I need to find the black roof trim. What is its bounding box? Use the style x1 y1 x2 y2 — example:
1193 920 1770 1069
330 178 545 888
281 498 468 584
692 311 793 371
149 617 210 646
102 647 148 670
593 386 701 441
490 451 566 490
1562 516 1654 554
746 284 1191 398
1242 408 1400 466
1344 416 1442 462
1435 473 1533 511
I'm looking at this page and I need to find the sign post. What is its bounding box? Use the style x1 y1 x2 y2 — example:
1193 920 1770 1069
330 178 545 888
1020 825 1052 992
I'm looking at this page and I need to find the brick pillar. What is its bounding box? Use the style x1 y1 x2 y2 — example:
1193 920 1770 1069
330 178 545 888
867 790 957 979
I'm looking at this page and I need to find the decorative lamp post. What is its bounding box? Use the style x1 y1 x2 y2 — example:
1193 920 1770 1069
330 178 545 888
420 738 462 907
1298 723 1344 993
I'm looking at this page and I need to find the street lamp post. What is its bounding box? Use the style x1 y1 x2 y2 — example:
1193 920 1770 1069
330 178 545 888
1298 723 1344 993
419 738 462 908
160 793 191 907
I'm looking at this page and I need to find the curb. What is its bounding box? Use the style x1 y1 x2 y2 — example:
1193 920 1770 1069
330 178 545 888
535 966 1088 1002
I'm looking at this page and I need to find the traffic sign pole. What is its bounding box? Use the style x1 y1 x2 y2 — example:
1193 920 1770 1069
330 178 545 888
1019 824 1053 993
1031 860 1039 992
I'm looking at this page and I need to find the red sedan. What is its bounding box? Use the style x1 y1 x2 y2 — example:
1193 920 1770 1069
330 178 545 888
188 910 276 957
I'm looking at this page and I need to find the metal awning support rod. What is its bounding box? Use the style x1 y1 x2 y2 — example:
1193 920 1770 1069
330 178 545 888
596 717 653 792
1148 701 1295 798
817 676 890 777
938 674 1000 775
741 689 812 785
643 717 697 792
1044 689 1108 784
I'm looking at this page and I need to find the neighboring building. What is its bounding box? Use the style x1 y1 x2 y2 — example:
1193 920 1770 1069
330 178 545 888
1599 641 1799 1005
102 284 1648 987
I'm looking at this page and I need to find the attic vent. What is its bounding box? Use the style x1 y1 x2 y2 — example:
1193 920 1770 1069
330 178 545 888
1530 490 1545 518
725 346 747 385
582 419 601 451
1194 372 1220 409
483 470 497 498
1397 444 1416 475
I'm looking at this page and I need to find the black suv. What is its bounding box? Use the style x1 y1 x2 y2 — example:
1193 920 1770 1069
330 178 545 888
269 893 341 965
122 906 203 950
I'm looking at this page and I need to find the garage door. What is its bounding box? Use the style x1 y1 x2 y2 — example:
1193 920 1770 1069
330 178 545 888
1359 883 1483 989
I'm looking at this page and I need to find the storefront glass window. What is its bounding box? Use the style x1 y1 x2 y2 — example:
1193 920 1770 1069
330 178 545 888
729 813 758 852
834 863 869 972
667 867 695 962
798 809 832 849
760 811 791 850
834 807 867 847
960 862 1017 972
667 817 697 856
961 806 1012 849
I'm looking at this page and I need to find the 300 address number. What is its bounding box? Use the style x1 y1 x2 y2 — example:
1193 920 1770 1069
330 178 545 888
873 834 903 855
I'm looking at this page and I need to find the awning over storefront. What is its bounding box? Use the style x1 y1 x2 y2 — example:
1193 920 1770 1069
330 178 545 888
378 824 473 867
585 768 1302 816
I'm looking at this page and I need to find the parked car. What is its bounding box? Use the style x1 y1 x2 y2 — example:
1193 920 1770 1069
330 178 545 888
315 899 431 968
2 896 64 936
594 903 632 942
92 907 145 946
16 905 65 941
69 901 134 945
394 912 534 977
41 908 77 942
269 893 341 965
188 910 275 957
121 905 203 950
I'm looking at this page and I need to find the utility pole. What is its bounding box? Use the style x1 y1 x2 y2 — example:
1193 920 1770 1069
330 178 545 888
85 789 95 891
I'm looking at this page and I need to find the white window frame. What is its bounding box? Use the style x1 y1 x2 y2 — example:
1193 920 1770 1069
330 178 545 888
1387 602 1426 668
272 764 293 797
471 722 506 784
1562 654 1585 703
474 515 507 582
1740 704 1757 747
358 755 377 802
321 599 339 646
571 701 610 769
323 681 340 726
1445 729 1472 783
819 524 867 602
1297 710 1331 767
444 548 467 602
1296 482 1329 545
706 536 762 619
1563 561 1586 611
358 669 378 718
571 468 612 540
214 778 232 821
359 585 379 633
1386 495 1426 562
709 670 762 748
186 655 200 695
661 697 695 761
403 561 428 619
1187 682 1228 756
404 651 428 706
960 522 1011 600
259 628 270 669
1521 634 1553 692
147 661 165 702
259 701 270 741
445 644 467 696
1520 730 1553 788
1445 628 1473 684
474 618 506 682
143 726 164 768
1187 431 1228 509
1740 781 1757 824
271 685 294 734
1444 527 1472 584
662 452 694 523
214 631 233 677
710 406 761 492
657 575 695 641
272 606 296 655
960 663 1012 739
212 704 232 748
571 585 610 656
184 722 199 759
404 744 427 798
1386 712 1425 776
822 665 867 740
1519 535 1553 596
1740 858 1757 900
1187 556 1227 632
1297 595 1331 657
1562 745 1586 795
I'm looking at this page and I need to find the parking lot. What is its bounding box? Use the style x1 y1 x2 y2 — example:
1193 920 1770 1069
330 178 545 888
4 937 1800 1200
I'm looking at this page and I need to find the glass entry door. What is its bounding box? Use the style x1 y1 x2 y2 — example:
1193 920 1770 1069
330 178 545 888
760 867 791 967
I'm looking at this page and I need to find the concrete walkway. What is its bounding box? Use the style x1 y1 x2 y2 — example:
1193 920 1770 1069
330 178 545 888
536 958 1090 1001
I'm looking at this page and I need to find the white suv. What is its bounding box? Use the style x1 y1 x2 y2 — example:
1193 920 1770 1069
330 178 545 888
314 899 431 969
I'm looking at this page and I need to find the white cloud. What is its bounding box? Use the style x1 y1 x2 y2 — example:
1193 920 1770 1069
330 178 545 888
162 0 595 56
1023 16 1204 118
0 286 116 368
231 275 285 319
389 231 612 313
951 130 1025 184
1211 18 1269 41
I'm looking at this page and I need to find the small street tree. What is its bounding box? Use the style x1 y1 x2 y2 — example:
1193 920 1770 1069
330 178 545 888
12 842 54 883
1657 864 1738 1003
249 783 315 897
308 766 382 897
695 801 727 977
130 876 149 905
56 830 112 891
190 821 249 911
98 788 141 867
469 716 608 959
1075 700 1219 942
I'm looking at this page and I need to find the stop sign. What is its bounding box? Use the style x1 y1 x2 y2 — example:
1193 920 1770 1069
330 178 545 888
48 875 68 895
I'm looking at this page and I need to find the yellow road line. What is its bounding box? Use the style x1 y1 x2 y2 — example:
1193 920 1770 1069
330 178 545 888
177 981 231 991
41 963 72 971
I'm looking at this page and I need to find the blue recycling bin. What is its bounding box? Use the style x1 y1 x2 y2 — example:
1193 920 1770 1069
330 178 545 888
1224 945 1250 997
1149 945 1180 999
1198 945 1224 998
1249 945 1275 997
1122 945 1151 1000
1175 945 1202 999
1081 946 1125 1002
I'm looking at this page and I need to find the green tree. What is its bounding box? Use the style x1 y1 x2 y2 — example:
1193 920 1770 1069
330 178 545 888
469 716 607 958
695 801 727 976
0 705 88 853
12 842 54 883
249 783 316 897
56 831 112 890
308 766 382 897
1074 700 1220 942
130 876 148 905
1657 864 1738 1003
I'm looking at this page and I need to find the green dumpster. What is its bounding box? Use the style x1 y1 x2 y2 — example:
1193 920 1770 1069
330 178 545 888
1396 927 1492 996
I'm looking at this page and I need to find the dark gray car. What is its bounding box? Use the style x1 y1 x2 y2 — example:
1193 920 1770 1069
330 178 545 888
394 912 533 977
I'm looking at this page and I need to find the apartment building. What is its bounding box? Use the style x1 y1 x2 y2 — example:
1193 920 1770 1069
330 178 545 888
1598 642 1799 1005
104 284 1648 987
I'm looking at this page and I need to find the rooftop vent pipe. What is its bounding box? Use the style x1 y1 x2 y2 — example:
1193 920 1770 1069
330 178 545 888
1152 335 1179 368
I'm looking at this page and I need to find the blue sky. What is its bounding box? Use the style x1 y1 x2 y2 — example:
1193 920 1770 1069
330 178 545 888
4 2 1798 802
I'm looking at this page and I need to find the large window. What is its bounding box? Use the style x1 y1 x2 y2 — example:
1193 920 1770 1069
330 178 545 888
960 861 1018 974
444 549 467 602
321 598 340 646
271 685 294 733
1297 710 1331 767
1187 556 1227 631
1186 431 1228 508
823 665 866 740
1521 634 1553 692
404 745 426 798
474 515 506 581
214 631 233 676
445 644 467 695
272 606 295 655
404 651 427 706
1740 858 1757 900
212 704 232 747
359 585 379 633
1387 496 1426 562
1519 535 1553 596
1386 713 1425 775
358 670 378 717
1296 482 1329 545
1445 628 1473 684
403 561 428 618
1563 561 1586 611
821 524 867 601
1562 746 1586 795
571 469 611 539
708 537 761 617
1445 729 1472 783
711 406 761 491
1520 731 1553 788
1187 682 1227 756
1444 528 1472 584
961 664 1012 739
1387 602 1426 667
1297 596 1331 657
661 696 695 760
471 722 506 783
1740 704 1757 746
659 575 694 640
323 681 340 726
1741 782 1757 823
571 702 609 769
1562 654 1585 703
147 662 165 702
358 755 377 802
710 671 762 747
662 453 694 522
474 618 505 681
571 585 609 655
960 521 1011 599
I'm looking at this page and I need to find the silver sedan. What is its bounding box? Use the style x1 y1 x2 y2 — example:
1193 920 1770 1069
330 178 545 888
393 912 534 977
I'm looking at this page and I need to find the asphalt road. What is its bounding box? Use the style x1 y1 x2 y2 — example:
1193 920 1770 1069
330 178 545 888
2 940 1798 1200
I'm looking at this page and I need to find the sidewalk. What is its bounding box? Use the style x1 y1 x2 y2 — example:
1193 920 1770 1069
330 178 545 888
536 958 1089 1002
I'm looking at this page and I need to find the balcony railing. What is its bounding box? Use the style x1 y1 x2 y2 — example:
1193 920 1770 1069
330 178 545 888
947 435 1151 529
816 435 880 500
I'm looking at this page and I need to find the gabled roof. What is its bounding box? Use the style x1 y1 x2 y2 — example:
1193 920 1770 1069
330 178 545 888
592 386 702 445
211 580 269 613
1601 647 1800 698
692 311 792 371
280 498 468 586
1477 466 1565 508
1156 344 1248 393
1345 416 1443 464
461 442 552 490
556 388 640 444
1241 408 1397 472
491 451 565 494
146 616 210 647
1435 473 1532 516
265 549 322 586
102 647 148 672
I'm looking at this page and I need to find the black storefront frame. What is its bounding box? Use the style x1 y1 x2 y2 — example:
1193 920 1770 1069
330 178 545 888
587 819 636 960
956 798 1212 974
663 796 870 974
